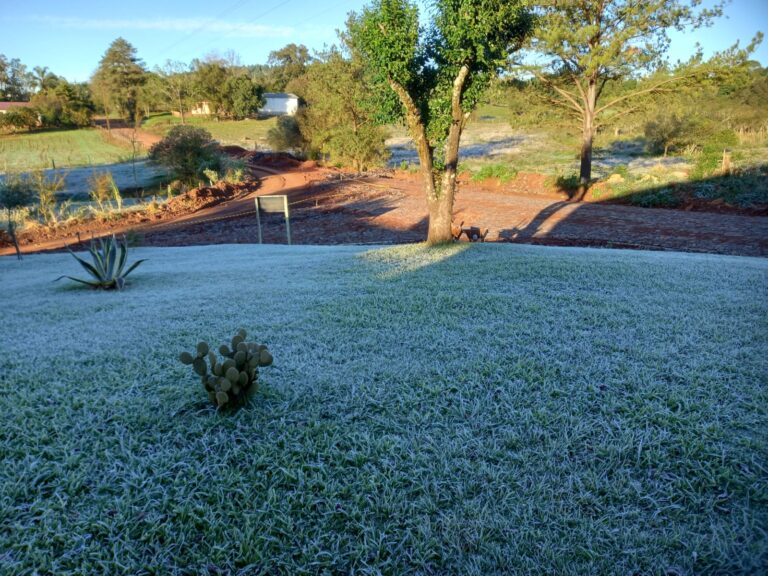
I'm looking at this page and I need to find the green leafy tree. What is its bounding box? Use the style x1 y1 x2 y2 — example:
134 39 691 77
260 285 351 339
149 125 220 184
350 0 532 244
644 113 692 156
293 51 389 171
31 66 59 93
192 61 230 119
0 55 33 101
266 44 312 91
31 80 94 127
91 38 147 125
528 0 725 199
154 60 194 124
224 75 264 119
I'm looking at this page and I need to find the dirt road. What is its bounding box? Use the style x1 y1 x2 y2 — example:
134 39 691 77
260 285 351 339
3 159 767 258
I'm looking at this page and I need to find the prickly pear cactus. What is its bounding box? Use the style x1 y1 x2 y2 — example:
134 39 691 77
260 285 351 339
179 329 273 410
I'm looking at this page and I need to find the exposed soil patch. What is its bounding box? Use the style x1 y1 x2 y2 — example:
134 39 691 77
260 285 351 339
3 151 767 258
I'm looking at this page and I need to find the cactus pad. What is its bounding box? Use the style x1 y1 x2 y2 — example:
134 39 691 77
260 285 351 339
192 358 207 376
259 349 273 366
179 329 273 410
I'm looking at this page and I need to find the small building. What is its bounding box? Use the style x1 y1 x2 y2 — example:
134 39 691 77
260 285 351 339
189 101 213 116
260 93 299 116
0 101 33 114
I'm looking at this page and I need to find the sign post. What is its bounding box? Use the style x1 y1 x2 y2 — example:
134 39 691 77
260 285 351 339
254 195 291 245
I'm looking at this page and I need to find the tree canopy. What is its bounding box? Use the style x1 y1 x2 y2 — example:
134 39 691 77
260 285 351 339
266 44 312 91
350 0 533 244
526 0 725 197
92 38 147 124
289 49 389 171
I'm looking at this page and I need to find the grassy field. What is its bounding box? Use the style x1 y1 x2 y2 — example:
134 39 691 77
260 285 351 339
143 113 278 149
0 129 134 172
1 243 766 575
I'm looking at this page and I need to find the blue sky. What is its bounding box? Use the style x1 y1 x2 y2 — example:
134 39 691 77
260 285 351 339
1 0 766 82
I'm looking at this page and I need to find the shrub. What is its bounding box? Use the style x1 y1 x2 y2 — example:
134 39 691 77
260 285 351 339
471 164 519 183
0 107 40 133
56 234 146 290
29 170 66 225
87 171 121 212
149 125 220 185
267 116 306 153
690 130 739 180
202 157 245 187
180 329 273 410
0 174 36 259
644 114 693 156
203 168 219 186
611 164 630 178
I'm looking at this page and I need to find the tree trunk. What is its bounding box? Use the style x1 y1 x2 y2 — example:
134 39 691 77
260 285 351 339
6 216 21 260
427 65 470 245
427 194 454 244
575 81 597 202
103 93 111 132
388 65 469 245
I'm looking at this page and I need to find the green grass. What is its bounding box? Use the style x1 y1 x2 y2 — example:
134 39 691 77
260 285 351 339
471 163 519 182
1 244 767 575
0 129 134 172
143 113 278 148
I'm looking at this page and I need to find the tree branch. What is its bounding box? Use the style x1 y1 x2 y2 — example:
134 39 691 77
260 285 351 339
595 73 696 115
387 77 436 197
532 71 585 115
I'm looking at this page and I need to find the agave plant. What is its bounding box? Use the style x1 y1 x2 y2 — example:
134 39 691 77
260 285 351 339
56 234 146 290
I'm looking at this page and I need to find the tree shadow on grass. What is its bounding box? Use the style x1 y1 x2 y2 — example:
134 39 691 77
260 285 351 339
499 169 768 256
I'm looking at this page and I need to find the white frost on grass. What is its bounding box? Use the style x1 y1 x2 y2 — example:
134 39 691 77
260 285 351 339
0 243 766 574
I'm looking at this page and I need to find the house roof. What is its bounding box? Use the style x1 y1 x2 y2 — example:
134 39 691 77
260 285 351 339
263 93 298 99
0 101 32 111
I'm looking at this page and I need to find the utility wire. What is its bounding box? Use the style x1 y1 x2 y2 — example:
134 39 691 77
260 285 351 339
191 0 294 56
153 0 256 60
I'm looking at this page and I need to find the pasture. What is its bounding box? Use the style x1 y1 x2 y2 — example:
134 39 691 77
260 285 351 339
0 129 134 172
143 113 278 149
1 243 765 575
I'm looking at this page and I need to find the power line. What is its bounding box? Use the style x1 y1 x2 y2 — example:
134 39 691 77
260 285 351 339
290 0 357 29
153 0 256 60
193 0 359 60
154 0 360 66
192 0 294 56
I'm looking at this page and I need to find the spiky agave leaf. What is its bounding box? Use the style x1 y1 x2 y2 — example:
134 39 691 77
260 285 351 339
56 234 146 290
104 236 118 281
54 275 105 288
121 258 147 279
66 249 103 281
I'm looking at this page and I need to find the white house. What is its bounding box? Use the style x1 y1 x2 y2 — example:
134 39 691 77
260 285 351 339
260 93 299 116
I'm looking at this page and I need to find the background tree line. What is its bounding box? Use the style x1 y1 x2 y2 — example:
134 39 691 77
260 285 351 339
0 39 317 133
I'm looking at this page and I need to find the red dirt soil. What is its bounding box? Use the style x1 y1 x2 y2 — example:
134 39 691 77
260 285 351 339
2 149 767 258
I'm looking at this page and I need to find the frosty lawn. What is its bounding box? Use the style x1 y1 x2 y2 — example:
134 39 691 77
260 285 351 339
0 243 766 574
